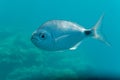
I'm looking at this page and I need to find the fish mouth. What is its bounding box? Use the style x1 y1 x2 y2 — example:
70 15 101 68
31 36 38 42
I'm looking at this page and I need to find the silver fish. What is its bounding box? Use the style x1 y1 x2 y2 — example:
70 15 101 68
31 15 110 51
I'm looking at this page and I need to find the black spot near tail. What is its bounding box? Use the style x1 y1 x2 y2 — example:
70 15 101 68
84 30 92 36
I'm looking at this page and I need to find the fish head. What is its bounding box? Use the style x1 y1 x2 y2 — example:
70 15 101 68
31 29 54 50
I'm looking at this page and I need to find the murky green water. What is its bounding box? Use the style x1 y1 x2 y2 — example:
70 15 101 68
0 0 120 80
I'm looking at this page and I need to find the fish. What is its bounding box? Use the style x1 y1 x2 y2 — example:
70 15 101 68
31 15 110 51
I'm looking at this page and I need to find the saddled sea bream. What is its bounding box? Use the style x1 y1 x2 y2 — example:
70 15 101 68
31 15 110 51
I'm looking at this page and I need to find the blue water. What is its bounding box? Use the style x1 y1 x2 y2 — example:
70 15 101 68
0 0 120 80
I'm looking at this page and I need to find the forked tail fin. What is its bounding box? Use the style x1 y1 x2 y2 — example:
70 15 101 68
91 14 111 46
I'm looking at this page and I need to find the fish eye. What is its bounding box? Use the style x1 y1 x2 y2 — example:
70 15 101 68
39 33 46 40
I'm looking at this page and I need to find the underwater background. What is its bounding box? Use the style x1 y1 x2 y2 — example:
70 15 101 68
0 0 120 80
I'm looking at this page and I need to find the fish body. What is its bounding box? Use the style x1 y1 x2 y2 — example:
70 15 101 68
31 15 110 51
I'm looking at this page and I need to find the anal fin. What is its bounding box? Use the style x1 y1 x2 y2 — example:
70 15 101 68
69 41 82 50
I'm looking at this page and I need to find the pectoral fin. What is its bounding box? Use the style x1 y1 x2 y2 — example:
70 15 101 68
55 35 69 42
